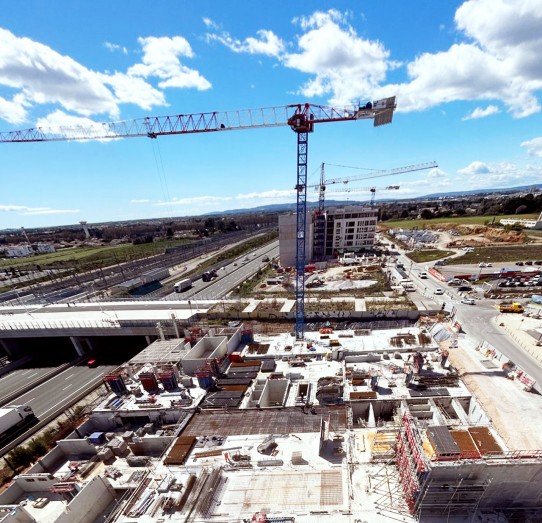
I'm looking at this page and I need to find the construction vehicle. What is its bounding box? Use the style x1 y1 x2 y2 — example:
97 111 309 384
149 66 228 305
0 405 37 445
499 302 524 313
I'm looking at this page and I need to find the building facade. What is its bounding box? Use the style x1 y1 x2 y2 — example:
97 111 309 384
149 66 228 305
279 205 378 266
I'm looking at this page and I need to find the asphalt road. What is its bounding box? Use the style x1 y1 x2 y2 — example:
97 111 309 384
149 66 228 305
394 251 542 392
0 367 55 403
168 241 279 301
11 364 117 420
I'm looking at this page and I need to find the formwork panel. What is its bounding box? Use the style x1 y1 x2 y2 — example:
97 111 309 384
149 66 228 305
468 426 503 454
450 430 480 457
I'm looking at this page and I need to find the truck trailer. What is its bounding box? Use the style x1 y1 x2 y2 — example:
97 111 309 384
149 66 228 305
174 278 192 293
0 405 37 446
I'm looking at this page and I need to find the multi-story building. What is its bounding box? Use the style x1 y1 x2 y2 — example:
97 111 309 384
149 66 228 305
278 205 378 266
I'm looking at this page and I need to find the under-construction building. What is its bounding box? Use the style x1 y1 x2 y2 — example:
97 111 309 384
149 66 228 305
278 205 378 266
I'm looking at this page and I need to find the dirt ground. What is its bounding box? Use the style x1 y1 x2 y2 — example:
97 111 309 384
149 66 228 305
446 328 542 451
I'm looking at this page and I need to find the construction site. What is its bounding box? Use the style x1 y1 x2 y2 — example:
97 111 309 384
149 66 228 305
0 316 541 523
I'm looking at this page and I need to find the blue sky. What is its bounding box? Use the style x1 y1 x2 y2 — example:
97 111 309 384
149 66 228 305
1 0 542 228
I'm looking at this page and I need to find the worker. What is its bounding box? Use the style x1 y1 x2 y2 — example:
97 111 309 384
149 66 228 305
404 362 414 386
413 351 425 375
440 349 449 368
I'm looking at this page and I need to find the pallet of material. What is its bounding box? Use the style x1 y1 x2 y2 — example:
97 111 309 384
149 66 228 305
427 426 460 459
350 391 377 399
164 436 197 465
229 361 262 368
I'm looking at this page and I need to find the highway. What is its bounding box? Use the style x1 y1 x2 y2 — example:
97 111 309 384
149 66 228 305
169 241 279 300
10 364 117 420
0 367 54 403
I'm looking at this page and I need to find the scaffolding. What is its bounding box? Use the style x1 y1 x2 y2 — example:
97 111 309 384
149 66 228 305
395 411 430 514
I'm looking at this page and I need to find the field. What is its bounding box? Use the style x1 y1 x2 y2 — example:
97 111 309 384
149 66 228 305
452 244 542 264
406 250 455 263
381 214 538 230
0 239 192 271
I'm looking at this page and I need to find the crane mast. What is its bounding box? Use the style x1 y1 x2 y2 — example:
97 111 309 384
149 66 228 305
0 97 396 340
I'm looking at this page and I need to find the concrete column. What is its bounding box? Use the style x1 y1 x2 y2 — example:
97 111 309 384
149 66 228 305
70 336 86 357
145 336 152 345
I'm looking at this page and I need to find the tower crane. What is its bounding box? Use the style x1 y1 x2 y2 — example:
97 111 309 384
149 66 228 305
0 97 396 339
310 161 437 261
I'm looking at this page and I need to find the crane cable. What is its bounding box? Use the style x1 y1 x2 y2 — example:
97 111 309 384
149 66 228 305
149 139 174 219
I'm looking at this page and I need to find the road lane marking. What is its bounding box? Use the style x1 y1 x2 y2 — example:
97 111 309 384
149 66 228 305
62 384 73 391
64 374 74 380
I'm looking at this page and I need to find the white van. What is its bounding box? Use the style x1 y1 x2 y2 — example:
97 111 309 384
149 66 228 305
419 272 428 279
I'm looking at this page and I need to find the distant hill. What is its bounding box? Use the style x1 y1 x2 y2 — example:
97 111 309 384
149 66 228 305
205 184 542 216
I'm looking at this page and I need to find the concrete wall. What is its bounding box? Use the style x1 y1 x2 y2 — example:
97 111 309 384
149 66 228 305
0 506 34 523
279 211 313 267
129 435 175 457
259 379 289 408
421 460 542 514
182 337 227 375
56 439 98 457
55 476 117 523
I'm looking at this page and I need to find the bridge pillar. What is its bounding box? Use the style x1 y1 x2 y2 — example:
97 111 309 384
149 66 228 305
70 336 86 357
145 336 152 345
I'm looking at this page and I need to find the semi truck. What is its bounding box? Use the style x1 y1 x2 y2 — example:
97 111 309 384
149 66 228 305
174 278 192 293
0 405 37 446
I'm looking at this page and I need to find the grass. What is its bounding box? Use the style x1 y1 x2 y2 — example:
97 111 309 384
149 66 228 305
381 214 538 230
0 239 193 271
452 244 542 264
406 250 455 263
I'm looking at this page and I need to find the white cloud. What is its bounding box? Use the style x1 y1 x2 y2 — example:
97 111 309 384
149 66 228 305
458 161 492 175
35 110 121 141
0 29 210 126
0 93 28 124
462 104 500 120
104 42 128 54
521 137 542 157
236 189 295 200
0 203 78 215
207 29 285 58
130 199 150 204
0 28 119 119
284 10 393 105
101 72 165 110
128 36 211 90
456 161 542 188
379 0 542 117
427 168 448 178
202 17 219 30
20 208 79 215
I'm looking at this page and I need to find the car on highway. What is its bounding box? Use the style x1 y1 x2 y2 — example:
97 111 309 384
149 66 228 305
461 298 475 305
434 288 444 295
478 262 492 267
419 272 428 279
87 359 98 368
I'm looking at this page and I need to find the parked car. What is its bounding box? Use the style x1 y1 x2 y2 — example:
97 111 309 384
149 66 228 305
515 261 524 266
525 261 533 266
478 262 492 268
458 285 472 291
434 288 444 295
535 261 542 265
461 298 475 305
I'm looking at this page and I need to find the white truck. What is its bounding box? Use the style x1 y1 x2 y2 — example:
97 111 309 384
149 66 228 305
174 278 192 293
0 405 37 445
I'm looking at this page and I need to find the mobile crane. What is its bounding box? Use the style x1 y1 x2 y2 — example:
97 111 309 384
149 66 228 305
0 98 396 339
